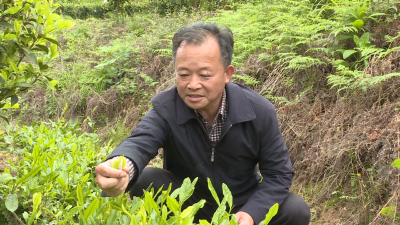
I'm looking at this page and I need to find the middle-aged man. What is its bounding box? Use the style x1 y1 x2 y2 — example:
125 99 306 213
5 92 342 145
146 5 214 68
95 22 310 225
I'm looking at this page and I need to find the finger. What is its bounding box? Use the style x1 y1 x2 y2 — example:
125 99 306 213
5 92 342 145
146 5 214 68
113 176 129 191
103 176 129 196
96 162 127 178
95 175 121 190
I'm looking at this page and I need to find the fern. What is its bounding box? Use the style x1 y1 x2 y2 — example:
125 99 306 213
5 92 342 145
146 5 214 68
232 74 260 86
328 64 400 93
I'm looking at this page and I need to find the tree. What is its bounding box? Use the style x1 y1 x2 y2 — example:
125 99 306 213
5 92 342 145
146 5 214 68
0 0 74 122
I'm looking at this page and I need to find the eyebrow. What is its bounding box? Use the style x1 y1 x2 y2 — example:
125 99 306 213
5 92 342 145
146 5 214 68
176 67 213 72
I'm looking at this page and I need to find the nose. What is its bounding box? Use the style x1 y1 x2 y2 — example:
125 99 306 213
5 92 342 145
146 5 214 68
187 75 201 90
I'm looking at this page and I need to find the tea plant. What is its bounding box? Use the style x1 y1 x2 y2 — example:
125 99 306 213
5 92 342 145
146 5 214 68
0 0 74 122
0 112 278 224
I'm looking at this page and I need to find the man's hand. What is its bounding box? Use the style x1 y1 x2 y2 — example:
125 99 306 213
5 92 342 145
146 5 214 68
95 159 130 196
236 211 254 225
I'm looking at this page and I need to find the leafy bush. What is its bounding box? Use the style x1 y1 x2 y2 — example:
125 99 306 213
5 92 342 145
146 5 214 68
0 0 74 122
0 112 278 224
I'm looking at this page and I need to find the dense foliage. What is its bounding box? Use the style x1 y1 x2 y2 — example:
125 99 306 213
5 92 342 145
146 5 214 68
0 0 74 122
1 0 400 223
0 112 278 224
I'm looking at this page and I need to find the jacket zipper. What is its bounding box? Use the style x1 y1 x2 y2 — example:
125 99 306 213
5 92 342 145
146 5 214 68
197 119 233 162
211 124 233 162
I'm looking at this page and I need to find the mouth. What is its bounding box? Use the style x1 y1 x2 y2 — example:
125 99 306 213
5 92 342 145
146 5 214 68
187 94 203 102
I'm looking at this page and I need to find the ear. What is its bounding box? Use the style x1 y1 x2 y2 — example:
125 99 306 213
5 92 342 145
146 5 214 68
224 65 235 83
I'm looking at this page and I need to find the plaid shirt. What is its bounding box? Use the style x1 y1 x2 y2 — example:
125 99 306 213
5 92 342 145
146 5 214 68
195 89 227 144
117 89 228 181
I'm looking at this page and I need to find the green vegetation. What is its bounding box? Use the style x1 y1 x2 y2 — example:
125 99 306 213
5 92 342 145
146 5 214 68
0 114 278 224
1 0 400 224
0 0 74 122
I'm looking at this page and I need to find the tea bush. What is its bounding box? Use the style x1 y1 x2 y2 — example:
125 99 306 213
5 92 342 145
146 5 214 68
0 109 278 224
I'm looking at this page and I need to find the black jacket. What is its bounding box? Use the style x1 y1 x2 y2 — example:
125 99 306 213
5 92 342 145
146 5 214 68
108 82 294 224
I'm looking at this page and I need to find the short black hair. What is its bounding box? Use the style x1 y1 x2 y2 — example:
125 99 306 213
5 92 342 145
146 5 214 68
172 22 234 69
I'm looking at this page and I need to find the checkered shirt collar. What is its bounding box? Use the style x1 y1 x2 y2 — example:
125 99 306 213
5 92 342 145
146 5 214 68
195 89 227 143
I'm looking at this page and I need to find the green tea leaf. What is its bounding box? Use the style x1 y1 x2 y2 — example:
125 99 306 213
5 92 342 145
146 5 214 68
0 22 14 29
33 192 42 211
264 203 279 224
5 193 18 212
43 37 61 47
106 209 118 225
76 184 84 206
222 183 233 209
181 206 193 218
0 174 13 183
64 206 84 221
199 220 211 225
112 156 126 170
207 178 220 205
49 80 58 88
50 43 58 59
392 159 400 168
10 95 18 106
166 196 180 215
15 83 35 88
3 34 17 41
4 6 22 15
15 166 40 186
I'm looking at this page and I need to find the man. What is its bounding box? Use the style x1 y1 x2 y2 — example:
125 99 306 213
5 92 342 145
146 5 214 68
95 22 310 225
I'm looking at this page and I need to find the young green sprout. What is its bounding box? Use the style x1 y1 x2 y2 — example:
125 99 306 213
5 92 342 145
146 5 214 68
112 155 127 170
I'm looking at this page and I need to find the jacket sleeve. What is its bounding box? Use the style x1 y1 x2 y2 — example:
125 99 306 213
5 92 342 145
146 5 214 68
106 108 169 190
239 104 294 225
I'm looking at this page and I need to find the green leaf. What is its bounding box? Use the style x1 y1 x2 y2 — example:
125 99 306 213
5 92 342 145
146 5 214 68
76 184 84 206
392 159 400 168
222 183 233 209
343 50 357 59
16 83 35 88
84 199 99 219
38 61 49 71
43 37 61 47
15 166 41 186
199 220 211 225
5 193 18 212
0 75 4 87
0 22 14 29
207 178 220 205
22 48 38 64
49 80 58 88
264 203 279 225
10 95 18 106
14 20 22 36
3 34 17 41
0 174 13 183
144 191 160 215
32 44 49 54
57 175 66 189
112 156 126 170
166 196 180 215
0 115 9 123
4 6 22 15
360 32 370 44
352 19 364 28
50 43 58 59
106 210 118 225
181 206 193 218
64 206 84 221
33 192 42 211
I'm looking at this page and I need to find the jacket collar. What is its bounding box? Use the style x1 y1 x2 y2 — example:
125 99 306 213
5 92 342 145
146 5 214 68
177 82 256 125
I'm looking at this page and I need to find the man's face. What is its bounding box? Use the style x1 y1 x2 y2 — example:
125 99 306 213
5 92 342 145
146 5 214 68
175 37 234 118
